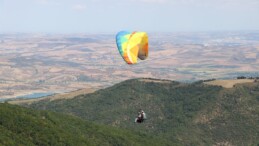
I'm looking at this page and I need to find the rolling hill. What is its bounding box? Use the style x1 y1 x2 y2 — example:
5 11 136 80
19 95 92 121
0 103 172 146
24 78 259 145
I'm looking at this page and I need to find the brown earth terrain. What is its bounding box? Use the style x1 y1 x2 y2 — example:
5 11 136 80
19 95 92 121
204 79 255 88
8 88 95 105
0 32 259 100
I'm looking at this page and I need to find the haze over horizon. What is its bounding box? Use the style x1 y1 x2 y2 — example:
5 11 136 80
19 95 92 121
1 0 259 33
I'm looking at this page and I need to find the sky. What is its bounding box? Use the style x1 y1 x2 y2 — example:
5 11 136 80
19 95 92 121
0 0 259 33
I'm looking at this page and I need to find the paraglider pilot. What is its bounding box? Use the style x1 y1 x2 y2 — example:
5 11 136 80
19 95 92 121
135 110 146 123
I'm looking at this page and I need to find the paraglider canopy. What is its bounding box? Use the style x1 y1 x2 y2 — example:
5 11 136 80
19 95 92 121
116 31 148 64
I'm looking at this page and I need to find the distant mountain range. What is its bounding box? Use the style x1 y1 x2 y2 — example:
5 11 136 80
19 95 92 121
18 78 259 146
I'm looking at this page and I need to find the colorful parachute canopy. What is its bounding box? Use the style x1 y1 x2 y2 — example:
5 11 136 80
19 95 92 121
116 31 148 64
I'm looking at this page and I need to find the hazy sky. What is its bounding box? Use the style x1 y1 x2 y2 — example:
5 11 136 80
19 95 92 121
0 0 259 33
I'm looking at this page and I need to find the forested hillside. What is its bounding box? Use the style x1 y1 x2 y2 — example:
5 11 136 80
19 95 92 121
26 78 259 145
0 103 171 146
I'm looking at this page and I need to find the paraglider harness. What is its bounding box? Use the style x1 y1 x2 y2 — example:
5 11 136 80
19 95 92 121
135 111 147 123
136 113 144 123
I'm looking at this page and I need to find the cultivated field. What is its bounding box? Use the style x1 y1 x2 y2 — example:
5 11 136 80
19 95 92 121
8 88 95 105
0 32 259 100
204 79 255 88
